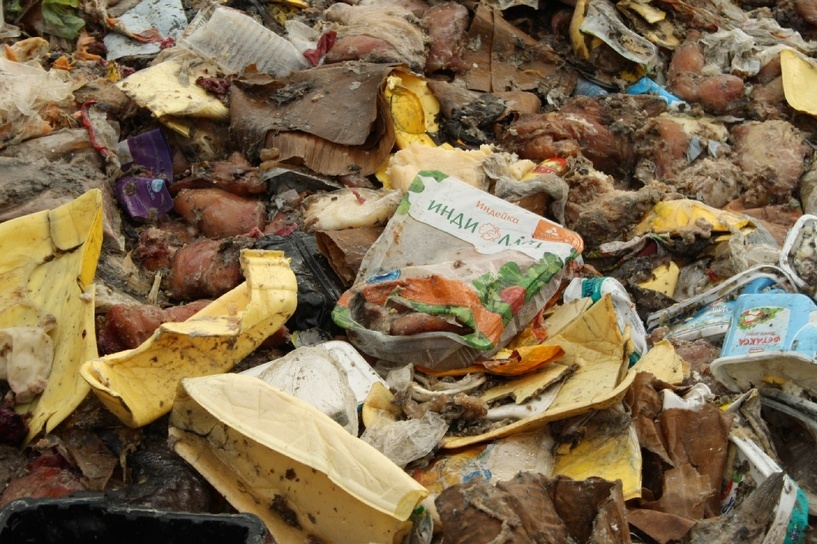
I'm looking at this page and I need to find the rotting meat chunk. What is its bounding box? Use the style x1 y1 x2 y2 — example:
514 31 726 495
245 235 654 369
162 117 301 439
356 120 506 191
731 120 811 207
167 236 257 300
97 300 212 355
323 3 428 71
500 94 666 178
173 188 267 239
667 31 747 116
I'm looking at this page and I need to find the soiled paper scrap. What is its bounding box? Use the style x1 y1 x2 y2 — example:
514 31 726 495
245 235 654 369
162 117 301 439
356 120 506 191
442 294 633 449
781 48 817 116
480 362 573 404
460 4 572 93
81 250 297 427
117 58 229 120
315 227 384 286
552 408 642 500
634 199 752 237
631 339 688 385
0 190 103 443
169 373 428 544
412 433 554 530
627 509 696 544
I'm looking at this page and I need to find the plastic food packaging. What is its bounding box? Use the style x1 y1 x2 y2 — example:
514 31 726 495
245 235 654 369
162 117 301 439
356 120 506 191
333 170 584 370
255 232 346 333
722 436 808 543
627 77 685 107
115 129 175 222
779 214 817 292
646 264 799 332
102 0 187 61
578 0 658 68
710 291 817 397
665 276 781 343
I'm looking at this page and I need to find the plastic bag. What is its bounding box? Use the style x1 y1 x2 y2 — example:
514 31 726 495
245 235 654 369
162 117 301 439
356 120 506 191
333 170 583 370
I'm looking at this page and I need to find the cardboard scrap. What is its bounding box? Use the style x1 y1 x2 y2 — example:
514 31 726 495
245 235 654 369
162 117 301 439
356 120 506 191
435 473 630 544
315 227 384 286
659 404 734 517
781 49 817 116
631 339 688 385
552 408 642 501
229 61 396 175
627 508 696 544
460 4 573 94
117 58 229 121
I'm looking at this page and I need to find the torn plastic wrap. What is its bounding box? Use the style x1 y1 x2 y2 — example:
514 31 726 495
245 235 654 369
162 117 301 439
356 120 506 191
333 170 584 370
0 190 103 443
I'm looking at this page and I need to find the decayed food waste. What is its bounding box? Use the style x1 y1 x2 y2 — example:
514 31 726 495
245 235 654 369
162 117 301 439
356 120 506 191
2 0 817 542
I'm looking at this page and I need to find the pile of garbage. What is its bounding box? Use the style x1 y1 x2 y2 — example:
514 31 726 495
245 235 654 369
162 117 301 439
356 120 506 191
2 0 817 541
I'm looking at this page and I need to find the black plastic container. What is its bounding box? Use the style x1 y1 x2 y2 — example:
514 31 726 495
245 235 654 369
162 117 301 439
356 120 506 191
0 496 269 544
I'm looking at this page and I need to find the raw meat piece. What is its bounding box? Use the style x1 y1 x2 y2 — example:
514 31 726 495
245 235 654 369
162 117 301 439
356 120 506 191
561 158 663 248
170 152 267 196
324 3 428 71
675 158 742 209
796 0 817 25
353 0 431 18
422 2 469 73
132 222 196 272
0 461 84 508
97 300 212 355
500 95 666 177
731 120 810 207
173 188 266 239
167 236 255 300
668 32 746 115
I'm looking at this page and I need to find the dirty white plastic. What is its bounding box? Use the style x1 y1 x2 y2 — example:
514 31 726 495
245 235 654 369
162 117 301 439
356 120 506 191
243 340 387 435
779 214 817 290
579 0 658 68
646 264 799 332
181 6 309 77
103 0 187 60
727 436 808 544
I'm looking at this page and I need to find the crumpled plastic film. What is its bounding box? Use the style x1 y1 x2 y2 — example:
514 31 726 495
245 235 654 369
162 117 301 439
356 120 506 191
0 190 103 443
80 249 298 427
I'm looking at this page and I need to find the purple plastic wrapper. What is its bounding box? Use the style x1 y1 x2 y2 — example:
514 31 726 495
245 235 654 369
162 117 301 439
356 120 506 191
115 176 174 223
118 128 173 178
115 128 175 222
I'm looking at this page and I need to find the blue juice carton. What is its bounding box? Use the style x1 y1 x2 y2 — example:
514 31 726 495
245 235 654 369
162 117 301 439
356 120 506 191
711 293 817 396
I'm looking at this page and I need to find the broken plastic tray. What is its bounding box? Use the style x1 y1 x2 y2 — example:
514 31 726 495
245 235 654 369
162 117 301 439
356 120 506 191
0 495 268 544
